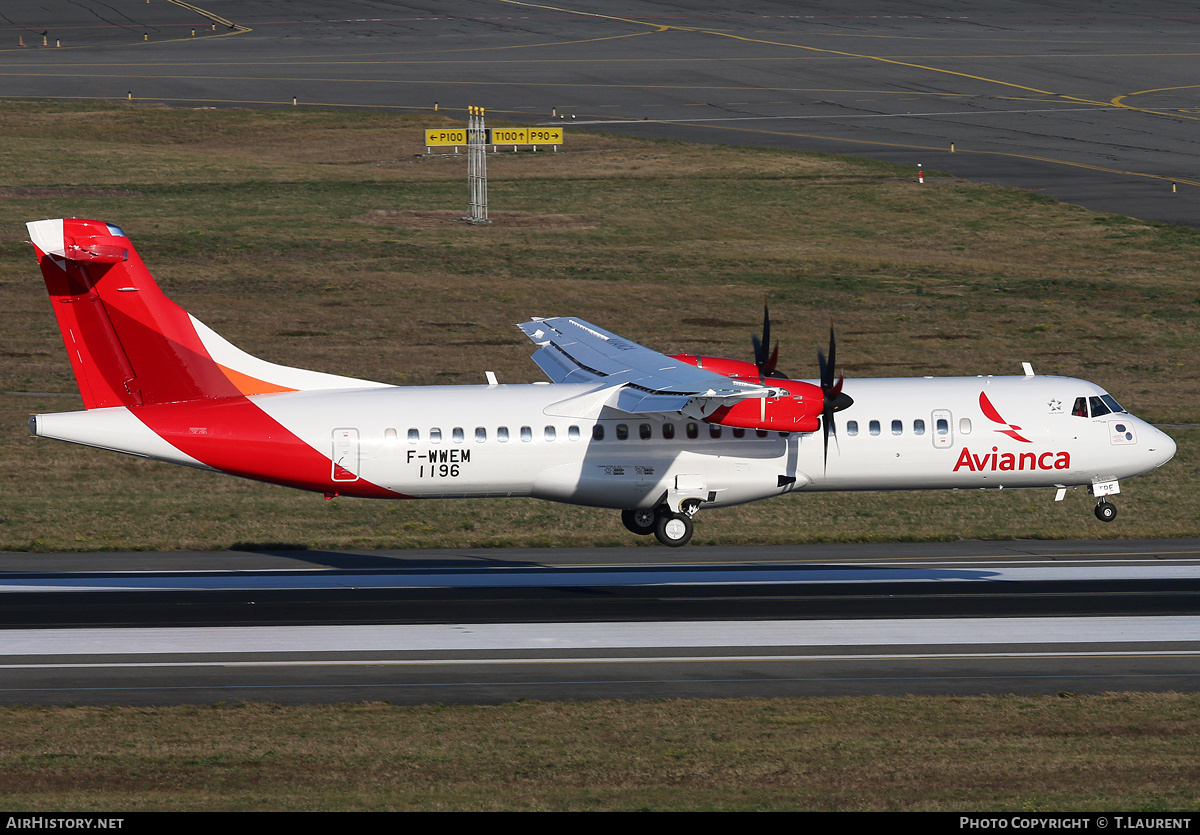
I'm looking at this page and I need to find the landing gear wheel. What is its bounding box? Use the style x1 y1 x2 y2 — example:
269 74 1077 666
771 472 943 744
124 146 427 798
654 512 694 547
621 508 657 536
1095 501 1117 522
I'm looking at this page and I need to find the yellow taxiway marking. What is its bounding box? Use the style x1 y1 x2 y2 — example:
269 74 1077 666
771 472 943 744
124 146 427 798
496 0 1200 124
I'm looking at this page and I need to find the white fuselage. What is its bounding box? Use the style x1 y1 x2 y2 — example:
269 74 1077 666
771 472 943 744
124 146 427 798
32 374 1176 513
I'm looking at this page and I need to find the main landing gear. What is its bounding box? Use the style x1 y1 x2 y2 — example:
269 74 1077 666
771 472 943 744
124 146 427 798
1094 500 1117 522
622 504 697 547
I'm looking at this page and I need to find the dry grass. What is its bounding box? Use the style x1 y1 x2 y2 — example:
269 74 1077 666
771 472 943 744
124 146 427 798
1 695 1197 811
0 101 1197 550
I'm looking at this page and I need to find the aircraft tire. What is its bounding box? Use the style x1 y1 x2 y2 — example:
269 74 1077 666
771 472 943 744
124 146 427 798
1095 501 1117 522
622 508 657 535
654 512 694 547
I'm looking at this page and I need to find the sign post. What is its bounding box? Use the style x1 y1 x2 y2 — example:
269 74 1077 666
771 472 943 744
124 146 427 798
465 106 489 224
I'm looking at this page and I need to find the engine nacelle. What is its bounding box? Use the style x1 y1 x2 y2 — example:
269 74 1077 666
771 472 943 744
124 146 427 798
672 354 824 431
707 379 823 432
671 353 765 380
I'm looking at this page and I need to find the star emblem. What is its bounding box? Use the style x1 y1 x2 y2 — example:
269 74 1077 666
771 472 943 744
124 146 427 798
1048 398 1062 413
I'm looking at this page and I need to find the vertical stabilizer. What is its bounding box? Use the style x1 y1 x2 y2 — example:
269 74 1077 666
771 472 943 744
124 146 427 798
29 218 241 408
28 218 388 409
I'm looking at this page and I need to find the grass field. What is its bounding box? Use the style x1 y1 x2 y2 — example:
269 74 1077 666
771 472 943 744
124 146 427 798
1 102 1198 812
2 695 1198 811
0 101 1197 551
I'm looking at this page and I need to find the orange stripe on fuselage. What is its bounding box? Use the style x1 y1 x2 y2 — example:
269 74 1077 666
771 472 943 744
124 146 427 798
217 364 298 396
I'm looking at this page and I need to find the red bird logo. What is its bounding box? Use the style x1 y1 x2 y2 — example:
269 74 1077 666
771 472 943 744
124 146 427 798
979 391 1032 443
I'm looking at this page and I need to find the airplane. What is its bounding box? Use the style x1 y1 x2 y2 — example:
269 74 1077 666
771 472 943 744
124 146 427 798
25 217 1177 547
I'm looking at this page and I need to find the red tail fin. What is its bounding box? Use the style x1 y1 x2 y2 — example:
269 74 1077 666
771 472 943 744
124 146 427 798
29 218 243 408
30 218 388 409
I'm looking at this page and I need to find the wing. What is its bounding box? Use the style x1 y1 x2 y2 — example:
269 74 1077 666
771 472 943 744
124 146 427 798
518 316 778 415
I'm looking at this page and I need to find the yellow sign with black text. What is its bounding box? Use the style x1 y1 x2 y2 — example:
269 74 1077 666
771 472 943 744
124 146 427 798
490 127 565 145
424 129 468 146
525 127 563 145
425 127 564 146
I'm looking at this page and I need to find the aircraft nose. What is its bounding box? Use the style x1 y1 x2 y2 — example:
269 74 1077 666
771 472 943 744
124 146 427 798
1148 424 1177 468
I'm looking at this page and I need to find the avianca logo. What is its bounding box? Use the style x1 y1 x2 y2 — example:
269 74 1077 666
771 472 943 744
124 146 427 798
979 391 1031 442
954 446 1071 472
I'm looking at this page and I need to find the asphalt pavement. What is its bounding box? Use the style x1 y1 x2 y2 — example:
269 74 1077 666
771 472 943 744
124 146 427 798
3 1 1200 224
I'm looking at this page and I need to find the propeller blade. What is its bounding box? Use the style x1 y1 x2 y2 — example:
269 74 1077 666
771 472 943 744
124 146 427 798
818 323 844 473
765 343 779 376
760 305 772 367
751 303 785 379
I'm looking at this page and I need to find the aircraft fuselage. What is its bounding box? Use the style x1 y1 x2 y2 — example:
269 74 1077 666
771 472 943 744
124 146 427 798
31 374 1175 511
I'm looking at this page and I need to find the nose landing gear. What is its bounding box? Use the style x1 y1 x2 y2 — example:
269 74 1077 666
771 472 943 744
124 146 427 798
1094 500 1117 522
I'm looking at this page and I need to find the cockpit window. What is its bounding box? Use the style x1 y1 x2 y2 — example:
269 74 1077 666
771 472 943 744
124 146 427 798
1073 394 1127 418
1100 394 1125 414
1089 396 1111 418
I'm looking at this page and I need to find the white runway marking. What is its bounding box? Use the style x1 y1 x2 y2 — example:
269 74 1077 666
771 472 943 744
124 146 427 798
5 651 1200 671
2 616 1198 656
563 106 1118 126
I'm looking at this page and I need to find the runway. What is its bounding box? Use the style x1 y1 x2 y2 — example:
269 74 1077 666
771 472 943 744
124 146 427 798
4 1 1200 225
2 540 1198 704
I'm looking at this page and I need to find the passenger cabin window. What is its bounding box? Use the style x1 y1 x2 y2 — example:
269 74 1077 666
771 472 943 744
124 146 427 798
936 418 949 435
452 427 464 443
710 425 722 439
959 418 972 434
475 427 487 442
913 419 925 435
569 425 580 441
891 419 903 436
498 427 509 443
430 428 442 444
384 428 398 444
616 424 629 441
407 428 420 443
662 423 675 440
869 420 881 436
687 423 699 439
847 420 858 436
732 428 745 438
544 426 556 441
592 425 604 441
640 424 652 440
520 426 532 442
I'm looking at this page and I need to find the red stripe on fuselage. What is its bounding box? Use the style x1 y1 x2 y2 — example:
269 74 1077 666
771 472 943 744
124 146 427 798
128 395 406 499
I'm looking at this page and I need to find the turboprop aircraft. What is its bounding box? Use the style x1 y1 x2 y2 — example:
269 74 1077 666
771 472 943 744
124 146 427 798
26 218 1176 546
